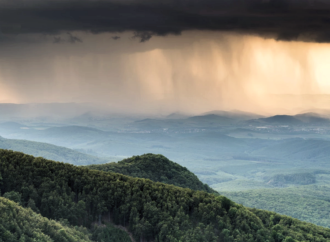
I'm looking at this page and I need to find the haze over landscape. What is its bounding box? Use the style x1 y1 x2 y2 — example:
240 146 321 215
3 0 330 241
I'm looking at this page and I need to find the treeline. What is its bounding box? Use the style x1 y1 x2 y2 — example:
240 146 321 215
87 153 217 193
1 150 330 241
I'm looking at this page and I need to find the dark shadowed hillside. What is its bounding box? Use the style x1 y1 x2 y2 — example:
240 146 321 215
0 197 92 242
87 153 217 193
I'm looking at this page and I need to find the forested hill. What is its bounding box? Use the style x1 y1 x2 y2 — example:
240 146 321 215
1 149 330 241
0 197 92 242
87 153 216 193
0 196 131 242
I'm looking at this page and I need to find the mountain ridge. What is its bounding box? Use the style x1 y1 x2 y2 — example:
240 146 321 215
87 153 217 194
1 149 330 241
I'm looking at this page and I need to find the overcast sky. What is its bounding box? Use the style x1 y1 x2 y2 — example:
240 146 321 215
1 0 330 115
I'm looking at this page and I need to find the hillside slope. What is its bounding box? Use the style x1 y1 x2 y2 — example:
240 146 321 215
0 197 92 242
0 136 107 165
1 150 330 241
222 185 330 228
87 154 217 193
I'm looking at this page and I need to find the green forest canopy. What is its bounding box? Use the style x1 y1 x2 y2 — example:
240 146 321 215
87 153 217 193
222 185 330 228
0 196 92 242
1 149 330 241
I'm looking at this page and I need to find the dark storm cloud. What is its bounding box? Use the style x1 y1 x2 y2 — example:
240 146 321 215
1 0 330 42
67 33 82 43
133 32 154 42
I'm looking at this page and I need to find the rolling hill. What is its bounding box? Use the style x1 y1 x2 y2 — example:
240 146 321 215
257 115 303 125
87 153 217 193
250 113 330 126
201 110 264 120
4 121 330 166
250 138 330 162
132 113 240 131
1 149 330 241
0 136 108 165
294 113 330 124
187 114 234 125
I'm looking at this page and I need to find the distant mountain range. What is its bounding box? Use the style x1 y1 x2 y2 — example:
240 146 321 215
1 102 330 128
201 110 264 120
133 110 265 130
294 112 330 124
248 113 330 125
2 118 330 163
257 115 304 125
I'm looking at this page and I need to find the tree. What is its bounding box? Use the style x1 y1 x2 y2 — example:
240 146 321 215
284 236 295 242
3 191 22 205
27 198 40 213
